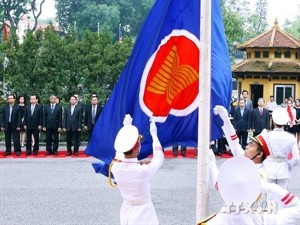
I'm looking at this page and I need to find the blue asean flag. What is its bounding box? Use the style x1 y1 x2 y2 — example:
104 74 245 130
85 0 232 176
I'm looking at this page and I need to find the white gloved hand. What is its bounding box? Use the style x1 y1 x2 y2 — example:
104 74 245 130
123 114 133 126
213 105 230 123
150 120 157 137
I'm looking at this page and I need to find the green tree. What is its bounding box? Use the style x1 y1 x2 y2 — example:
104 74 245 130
55 0 154 39
1 0 46 31
221 0 245 61
243 0 268 40
283 17 300 39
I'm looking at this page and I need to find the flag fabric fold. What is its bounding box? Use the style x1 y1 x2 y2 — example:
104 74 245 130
85 0 232 176
3 21 8 41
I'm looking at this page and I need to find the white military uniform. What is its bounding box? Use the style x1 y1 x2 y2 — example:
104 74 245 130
111 147 163 225
263 127 299 189
221 116 267 177
111 117 164 225
203 183 300 225
200 156 300 225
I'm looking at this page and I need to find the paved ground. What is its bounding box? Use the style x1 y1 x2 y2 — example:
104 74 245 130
0 147 299 225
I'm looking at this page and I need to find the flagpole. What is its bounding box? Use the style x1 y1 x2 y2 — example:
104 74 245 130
196 0 211 222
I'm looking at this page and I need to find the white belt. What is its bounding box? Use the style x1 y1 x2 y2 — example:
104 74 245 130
267 157 287 162
125 197 149 206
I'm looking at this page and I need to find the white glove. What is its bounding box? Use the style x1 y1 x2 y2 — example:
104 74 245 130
149 118 162 148
213 105 230 124
123 114 133 126
150 120 157 137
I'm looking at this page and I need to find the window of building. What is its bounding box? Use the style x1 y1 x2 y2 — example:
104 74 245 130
274 84 294 105
263 51 269 58
247 52 251 59
274 51 281 58
296 52 299 59
284 51 291 58
254 51 261 58
232 79 237 90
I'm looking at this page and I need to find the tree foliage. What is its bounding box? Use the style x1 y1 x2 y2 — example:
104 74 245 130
0 27 134 104
283 17 300 39
1 0 46 31
55 0 154 38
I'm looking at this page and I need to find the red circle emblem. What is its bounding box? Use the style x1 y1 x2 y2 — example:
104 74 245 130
142 35 199 117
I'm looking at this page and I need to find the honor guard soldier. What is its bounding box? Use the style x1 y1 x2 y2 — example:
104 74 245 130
110 115 164 225
263 107 299 189
214 105 270 174
198 157 300 225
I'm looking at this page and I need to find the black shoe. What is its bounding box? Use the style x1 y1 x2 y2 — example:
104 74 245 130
74 152 79 156
3 152 11 156
45 152 51 156
217 151 222 156
53 151 58 156
33 151 38 156
15 152 21 156
26 152 32 156
66 152 72 156
181 150 186 157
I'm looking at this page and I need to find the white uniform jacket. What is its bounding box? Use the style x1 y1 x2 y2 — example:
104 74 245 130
205 183 300 225
111 145 164 225
263 128 299 179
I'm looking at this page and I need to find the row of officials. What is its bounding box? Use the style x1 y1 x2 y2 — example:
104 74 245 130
0 93 101 156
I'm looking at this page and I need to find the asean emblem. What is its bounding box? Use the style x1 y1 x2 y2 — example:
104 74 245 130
139 30 200 120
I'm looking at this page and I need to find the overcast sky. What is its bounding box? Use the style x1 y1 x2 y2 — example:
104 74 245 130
41 0 299 26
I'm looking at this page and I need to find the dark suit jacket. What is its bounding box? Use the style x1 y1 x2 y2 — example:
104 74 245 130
24 104 43 129
63 105 82 131
251 107 270 133
43 104 63 129
245 99 253 111
233 108 251 132
0 104 22 129
84 104 102 130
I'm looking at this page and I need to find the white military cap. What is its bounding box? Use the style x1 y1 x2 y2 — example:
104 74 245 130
272 107 289 125
114 125 139 153
217 157 261 203
249 129 271 157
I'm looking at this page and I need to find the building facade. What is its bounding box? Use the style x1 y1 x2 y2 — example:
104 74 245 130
232 19 300 106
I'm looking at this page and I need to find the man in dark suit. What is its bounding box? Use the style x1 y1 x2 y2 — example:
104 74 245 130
251 97 270 136
0 94 22 156
84 95 102 141
233 99 251 149
24 95 43 156
242 90 253 111
74 94 84 145
42 94 63 155
63 95 82 156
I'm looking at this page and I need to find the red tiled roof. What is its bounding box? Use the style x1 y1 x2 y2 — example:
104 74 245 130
232 59 300 73
237 20 300 49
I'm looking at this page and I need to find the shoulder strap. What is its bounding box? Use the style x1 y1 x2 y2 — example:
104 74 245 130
197 213 217 225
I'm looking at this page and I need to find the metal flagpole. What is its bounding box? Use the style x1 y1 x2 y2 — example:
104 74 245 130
196 0 212 222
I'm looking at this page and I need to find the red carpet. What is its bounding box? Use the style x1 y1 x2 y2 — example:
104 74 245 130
0 150 89 159
0 149 233 159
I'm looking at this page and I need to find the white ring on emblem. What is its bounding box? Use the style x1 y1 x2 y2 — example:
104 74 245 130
139 29 201 121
